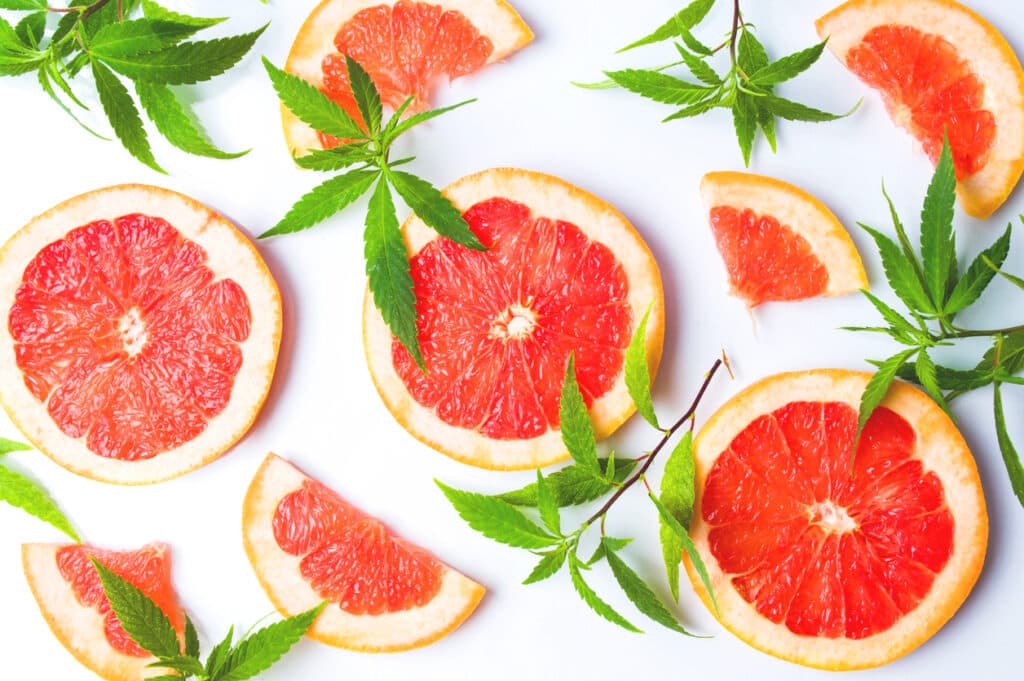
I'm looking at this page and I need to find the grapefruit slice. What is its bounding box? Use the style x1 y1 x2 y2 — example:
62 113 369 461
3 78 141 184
242 453 485 651
686 369 987 670
816 0 1024 218
23 543 183 681
0 185 282 484
700 172 868 307
283 0 533 152
363 168 664 470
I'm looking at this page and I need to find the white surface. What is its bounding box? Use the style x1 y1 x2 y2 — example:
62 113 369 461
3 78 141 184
0 1 1021 679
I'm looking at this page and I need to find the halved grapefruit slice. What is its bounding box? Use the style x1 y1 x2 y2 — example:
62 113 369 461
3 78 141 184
817 0 1024 218
686 369 987 669
363 168 664 470
0 185 282 484
243 453 484 651
23 543 183 681
283 0 533 152
700 172 868 308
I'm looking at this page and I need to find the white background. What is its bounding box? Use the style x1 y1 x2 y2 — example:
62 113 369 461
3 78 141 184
1 1 1022 679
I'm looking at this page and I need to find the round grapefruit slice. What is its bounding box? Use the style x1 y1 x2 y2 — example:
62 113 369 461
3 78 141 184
363 168 664 470
700 172 868 308
242 453 485 651
686 369 987 670
0 185 282 484
816 0 1024 218
23 543 183 681
283 0 533 152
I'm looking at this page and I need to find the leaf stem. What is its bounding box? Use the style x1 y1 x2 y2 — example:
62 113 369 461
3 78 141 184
947 324 1024 339
583 358 723 527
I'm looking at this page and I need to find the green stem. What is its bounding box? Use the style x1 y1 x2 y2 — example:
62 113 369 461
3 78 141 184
946 324 1024 339
582 357 724 528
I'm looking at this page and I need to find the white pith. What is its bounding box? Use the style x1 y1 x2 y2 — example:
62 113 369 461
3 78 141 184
0 185 282 485
363 168 665 470
283 0 534 155
816 0 1024 218
700 172 868 300
242 454 485 651
687 370 988 670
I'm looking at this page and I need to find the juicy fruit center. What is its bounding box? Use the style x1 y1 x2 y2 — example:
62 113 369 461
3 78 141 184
317 0 494 147
703 402 954 640
273 480 443 615
57 544 182 657
709 205 829 306
490 302 538 340
846 24 996 179
117 308 147 357
9 214 253 461
391 197 633 440
809 500 856 534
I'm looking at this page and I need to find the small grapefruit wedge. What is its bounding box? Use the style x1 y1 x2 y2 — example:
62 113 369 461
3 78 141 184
363 168 664 470
284 0 533 152
686 370 987 670
700 172 868 308
243 453 485 651
23 543 183 681
0 185 282 484
816 0 1024 218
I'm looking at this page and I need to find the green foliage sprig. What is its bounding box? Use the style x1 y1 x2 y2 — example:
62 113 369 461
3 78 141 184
439 312 725 634
576 0 855 165
847 135 1024 508
91 559 323 681
0 0 265 170
0 436 80 541
262 56 481 368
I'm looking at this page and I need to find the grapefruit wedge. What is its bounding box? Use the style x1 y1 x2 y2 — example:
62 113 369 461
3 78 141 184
817 0 1024 218
243 453 485 651
283 0 533 152
686 370 987 670
23 543 183 681
363 168 664 470
700 172 868 308
0 185 282 484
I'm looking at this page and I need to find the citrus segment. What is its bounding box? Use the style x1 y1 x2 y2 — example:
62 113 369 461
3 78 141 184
243 454 485 651
283 0 533 153
816 0 1024 218
687 370 986 670
23 543 183 681
364 168 664 470
0 185 282 484
700 172 867 307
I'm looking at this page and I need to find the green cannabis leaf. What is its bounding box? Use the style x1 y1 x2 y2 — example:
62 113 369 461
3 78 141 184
575 0 855 165
439 315 727 634
92 556 324 681
0 437 80 542
0 0 263 169
847 133 1024 508
262 56 480 368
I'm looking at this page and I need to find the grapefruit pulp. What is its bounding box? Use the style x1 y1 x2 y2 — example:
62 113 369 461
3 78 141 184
363 168 665 470
23 543 183 681
283 0 533 152
817 0 1024 218
687 370 987 669
0 185 282 484
243 453 485 651
700 172 867 307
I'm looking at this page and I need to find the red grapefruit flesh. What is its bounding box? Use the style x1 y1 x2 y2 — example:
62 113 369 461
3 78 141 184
243 454 485 651
0 185 282 484
688 370 987 669
817 0 1024 218
363 168 664 470
283 0 533 153
23 543 183 681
